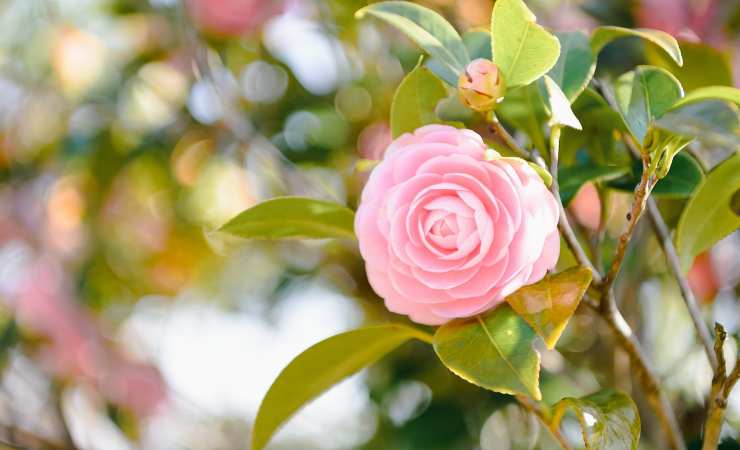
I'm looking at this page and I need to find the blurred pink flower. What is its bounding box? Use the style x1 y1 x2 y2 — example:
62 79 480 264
355 125 560 325
687 251 719 304
187 0 284 37
12 256 166 416
569 182 601 231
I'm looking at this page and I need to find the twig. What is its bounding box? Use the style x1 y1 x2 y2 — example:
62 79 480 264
702 324 740 450
616 131 718 370
601 152 655 295
489 118 602 283
646 199 717 370
515 396 572 450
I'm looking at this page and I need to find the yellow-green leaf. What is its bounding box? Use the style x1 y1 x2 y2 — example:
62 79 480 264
675 153 740 272
552 389 641 450
219 196 355 239
491 0 560 88
252 324 430 450
670 85 740 110
433 305 541 399
506 266 592 349
390 63 449 138
591 26 683 66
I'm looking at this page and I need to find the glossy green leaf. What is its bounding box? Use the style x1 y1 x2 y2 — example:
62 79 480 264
356 2 468 75
559 164 629 206
434 304 541 399
670 85 740 110
657 101 740 149
540 76 582 130
252 324 430 450
219 197 355 239
463 29 492 60
497 83 548 152
591 26 683 66
506 266 592 349
676 154 740 272
608 151 704 198
548 31 596 101
491 0 561 88
646 41 733 92
552 389 641 450
613 66 684 143
390 63 448 138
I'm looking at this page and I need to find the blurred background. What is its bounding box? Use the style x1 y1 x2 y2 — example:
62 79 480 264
0 0 738 449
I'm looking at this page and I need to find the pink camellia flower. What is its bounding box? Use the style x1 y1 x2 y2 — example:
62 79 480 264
355 125 560 325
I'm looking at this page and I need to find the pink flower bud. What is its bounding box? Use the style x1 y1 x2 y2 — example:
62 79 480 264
458 59 506 112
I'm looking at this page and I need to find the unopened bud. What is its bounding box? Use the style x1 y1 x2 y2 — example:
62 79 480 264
458 58 506 112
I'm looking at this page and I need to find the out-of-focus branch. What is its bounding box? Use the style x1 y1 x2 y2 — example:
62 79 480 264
702 324 740 450
646 199 717 370
0 422 70 450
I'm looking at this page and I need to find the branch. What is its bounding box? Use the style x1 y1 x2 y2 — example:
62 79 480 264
646 198 717 370
702 324 740 450
489 118 602 283
600 152 655 296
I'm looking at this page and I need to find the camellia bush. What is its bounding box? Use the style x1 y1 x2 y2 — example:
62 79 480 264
213 1 740 449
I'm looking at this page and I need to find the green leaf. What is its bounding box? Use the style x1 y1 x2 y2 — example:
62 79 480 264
552 389 641 450
219 197 355 239
505 266 592 349
433 304 541 399
656 101 740 149
591 26 683 66
463 29 492 60
559 164 629 206
608 151 704 198
676 154 740 272
646 41 733 92
540 76 582 130
670 85 740 110
497 83 548 152
491 0 561 88
613 66 684 144
548 31 596 101
390 63 449 138
252 324 430 450
356 2 468 75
